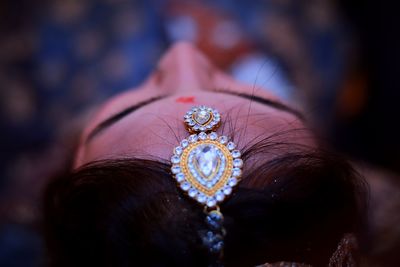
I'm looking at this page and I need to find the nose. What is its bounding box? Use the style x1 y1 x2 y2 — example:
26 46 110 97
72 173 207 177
156 42 215 92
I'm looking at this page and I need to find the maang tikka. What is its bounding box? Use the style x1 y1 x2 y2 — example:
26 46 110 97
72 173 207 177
170 105 243 263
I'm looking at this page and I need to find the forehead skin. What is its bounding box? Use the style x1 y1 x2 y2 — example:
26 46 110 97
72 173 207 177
75 92 311 168
74 43 313 168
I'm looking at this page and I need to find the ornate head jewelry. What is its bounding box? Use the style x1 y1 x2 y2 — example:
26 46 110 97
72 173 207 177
170 105 243 262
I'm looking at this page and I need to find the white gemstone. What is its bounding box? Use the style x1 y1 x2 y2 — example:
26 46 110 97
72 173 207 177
232 168 242 177
193 125 200 131
218 136 228 144
197 194 206 203
181 139 189 148
180 182 191 191
232 150 241 158
174 146 183 155
188 120 195 126
233 158 243 168
188 188 198 198
223 186 232 195
188 134 198 143
194 145 220 178
227 142 236 151
208 132 218 140
176 173 185 182
199 126 206 131
207 198 217 208
206 124 213 129
216 192 225 201
194 110 211 125
228 177 238 186
198 132 207 140
206 181 213 188
171 155 180 164
171 165 181 174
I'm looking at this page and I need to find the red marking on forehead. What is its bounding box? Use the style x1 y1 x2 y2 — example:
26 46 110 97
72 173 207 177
175 96 195 103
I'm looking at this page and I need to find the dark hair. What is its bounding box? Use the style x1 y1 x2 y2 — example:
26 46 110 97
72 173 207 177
43 132 366 267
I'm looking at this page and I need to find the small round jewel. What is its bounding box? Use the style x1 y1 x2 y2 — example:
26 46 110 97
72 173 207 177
209 210 224 221
171 155 180 164
232 150 241 158
198 132 207 140
193 125 200 131
218 136 228 144
211 241 224 253
207 198 217 208
223 186 232 195
208 132 218 140
181 139 189 148
176 173 185 182
188 120 195 126
197 194 206 203
232 167 242 177
206 181 213 188
180 182 191 191
188 188 198 198
188 134 198 143
228 177 238 186
174 146 183 155
206 211 224 230
233 158 243 168
227 142 236 151
171 165 181 174
215 192 225 202
199 126 206 131
206 124 213 129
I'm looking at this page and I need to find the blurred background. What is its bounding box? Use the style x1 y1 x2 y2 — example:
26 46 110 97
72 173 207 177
1 0 399 266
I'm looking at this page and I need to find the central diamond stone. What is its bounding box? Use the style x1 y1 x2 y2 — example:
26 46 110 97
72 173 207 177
193 110 211 125
194 144 220 179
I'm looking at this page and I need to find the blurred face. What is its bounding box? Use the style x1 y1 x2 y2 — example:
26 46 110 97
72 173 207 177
74 42 311 168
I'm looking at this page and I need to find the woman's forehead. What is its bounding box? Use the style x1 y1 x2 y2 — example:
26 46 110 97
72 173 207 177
75 92 311 168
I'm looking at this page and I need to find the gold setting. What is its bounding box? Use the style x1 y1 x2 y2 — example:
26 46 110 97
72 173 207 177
180 140 234 197
184 106 221 133
172 105 243 208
